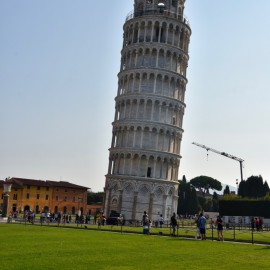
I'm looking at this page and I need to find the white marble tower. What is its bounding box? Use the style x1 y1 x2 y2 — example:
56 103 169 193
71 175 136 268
104 0 191 221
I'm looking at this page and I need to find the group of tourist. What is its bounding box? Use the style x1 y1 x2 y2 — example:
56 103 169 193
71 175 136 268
142 211 225 241
17 211 94 225
251 217 263 231
195 213 224 241
142 211 183 236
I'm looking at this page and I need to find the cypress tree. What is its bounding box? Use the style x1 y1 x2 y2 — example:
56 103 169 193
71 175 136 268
223 185 230 195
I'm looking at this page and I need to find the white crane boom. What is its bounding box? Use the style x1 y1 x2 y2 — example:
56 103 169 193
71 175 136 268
192 142 244 182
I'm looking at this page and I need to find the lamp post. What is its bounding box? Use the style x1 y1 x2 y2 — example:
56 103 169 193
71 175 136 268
2 177 12 218
77 197 83 216
236 179 239 195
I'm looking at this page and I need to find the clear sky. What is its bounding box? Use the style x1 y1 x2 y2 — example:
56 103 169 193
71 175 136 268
1 0 270 192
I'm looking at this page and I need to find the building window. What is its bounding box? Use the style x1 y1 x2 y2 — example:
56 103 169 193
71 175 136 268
46 187 49 191
64 196 67 202
27 185 30 190
147 167 151 177
72 197 75 202
1 193 3 200
56 188 58 191
37 194 40 200
14 188 18 191
55 195 58 201
26 193 30 199
65 189 67 193
45 195 49 200
13 194 18 200
37 186 40 190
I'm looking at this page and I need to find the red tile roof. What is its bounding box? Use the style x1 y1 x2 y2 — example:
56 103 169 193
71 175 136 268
1 177 90 190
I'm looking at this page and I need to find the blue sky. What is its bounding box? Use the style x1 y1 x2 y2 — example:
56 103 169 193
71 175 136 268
1 0 270 192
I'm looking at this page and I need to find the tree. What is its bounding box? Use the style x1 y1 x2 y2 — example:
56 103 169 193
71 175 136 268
182 175 187 183
263 181 270 195
178 176 199 215
212 191 219 212
223 185 230 195
198 197 212 212
238 180 245 197
190 175 222 196
87 192 104 205
238 175 269 198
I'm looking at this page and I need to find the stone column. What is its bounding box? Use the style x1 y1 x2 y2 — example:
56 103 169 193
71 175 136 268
137 26 141 43
151 23 154 42
158 26 162 42
165 26 169 43
105 188 112 217
118 190 123 213
173 194 179 214
2 194 10 218
108 157 112 175
162 194 168 219
172 27 175 45
148 193 154 220
2 179 12 218
132 191 138 220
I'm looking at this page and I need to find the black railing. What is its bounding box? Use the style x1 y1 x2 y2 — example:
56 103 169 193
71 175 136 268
10 218 270 244
125 9 190 26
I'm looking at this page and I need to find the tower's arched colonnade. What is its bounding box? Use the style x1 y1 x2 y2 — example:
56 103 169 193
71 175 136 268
104 0 191 221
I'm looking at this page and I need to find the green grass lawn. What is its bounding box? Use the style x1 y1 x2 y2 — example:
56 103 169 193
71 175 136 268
0 224 270 270
24 219 270 244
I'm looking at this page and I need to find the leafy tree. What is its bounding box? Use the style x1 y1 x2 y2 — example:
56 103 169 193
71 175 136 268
238 180 245 197
87 192 104 205
182 175 187 183
212 192 218 200
245 175 264 198
223 185 230 195
189 187 199 213
178 176 199 215
212 191 219 212
198 197 212 212
264 192 270 201
205 199 213 212
190 175 222 196
238 175 269 198
263 181 270 195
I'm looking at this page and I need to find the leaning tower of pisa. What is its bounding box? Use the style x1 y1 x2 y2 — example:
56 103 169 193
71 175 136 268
104 0 191 221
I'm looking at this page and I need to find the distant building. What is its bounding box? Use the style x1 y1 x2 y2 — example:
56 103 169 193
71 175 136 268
0 177 89 215
86 203 103 217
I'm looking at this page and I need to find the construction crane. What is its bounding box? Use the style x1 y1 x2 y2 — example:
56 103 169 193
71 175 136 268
192 142 244 182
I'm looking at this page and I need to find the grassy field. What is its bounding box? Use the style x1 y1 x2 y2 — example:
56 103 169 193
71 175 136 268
0 224 270 270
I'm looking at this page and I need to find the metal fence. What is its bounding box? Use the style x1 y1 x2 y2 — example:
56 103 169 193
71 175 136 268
5 217 270 245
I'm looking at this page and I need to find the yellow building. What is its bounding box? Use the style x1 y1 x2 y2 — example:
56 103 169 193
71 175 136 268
0 177 89 215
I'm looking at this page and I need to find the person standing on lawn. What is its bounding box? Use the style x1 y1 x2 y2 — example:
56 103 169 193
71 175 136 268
198 213 207 240
194 216 201 240
170 212 177 236
216 215 224 241
142 211 150 234
159 214 164 228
